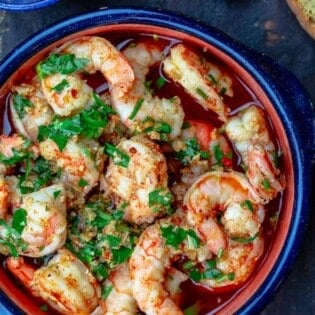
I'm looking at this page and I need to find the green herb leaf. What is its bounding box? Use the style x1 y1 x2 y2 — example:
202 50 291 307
176 138 209 165
160 225 187 249
111 246 133 264
36 54 89 79
51 79 69 94
186 229 200 249
189 268 203 282
92 263 109 281
196 87 208 100
232 233 259 244
149 188 173 214
240 200 254 212
101 284 113 299
12 94 33 119
39 304 48 312
156 76 166 89
104 235 121 248
183 260 196 271
53 190 61 199
219 87 227 96
128 98 144 120
12 208 27 234
262 178 271 190
104 143 130 168
183 302 200 315
208 73 218 85
78 178 88 187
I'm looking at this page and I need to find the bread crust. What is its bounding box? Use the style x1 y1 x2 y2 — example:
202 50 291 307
286 0 315 39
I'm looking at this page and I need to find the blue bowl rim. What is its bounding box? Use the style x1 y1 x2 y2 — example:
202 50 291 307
0 6 314 315
0 0 59 11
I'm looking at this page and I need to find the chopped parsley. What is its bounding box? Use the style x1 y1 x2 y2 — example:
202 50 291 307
18 157 59 194
12 94 33 119
36 53 89 79
128 98 144 120
39 304 48 312
149 188 173 214
208 73 218 85
101 284 113 300
262 178 271 190
196 87 208 100
213 144 233 167
160 225 200 249
38 93 114 150
0 209 28 257
53 190 61 199
156 76 166 89
232 233 259 244
142 117 172 141
78 178 88 187
219 86 227 96
51 79 69 94
104 143 130 168
240 199 254 212
183 303 200 315
66 201 138 282
188 259 234 284
176 138 209 165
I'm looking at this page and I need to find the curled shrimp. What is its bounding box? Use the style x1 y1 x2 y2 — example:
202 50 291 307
6 248 101 314
18 183 67 257
100 263 139 315
106 135 171 225
41 73 94 117
59 36 134 97
129 210 210 315
39 138 102 198
10 81 54 141
163 44 232 122
183 170 264 287
111 41 184 140
225 105 286 202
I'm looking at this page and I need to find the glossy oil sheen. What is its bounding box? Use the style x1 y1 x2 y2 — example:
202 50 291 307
0 8 313 315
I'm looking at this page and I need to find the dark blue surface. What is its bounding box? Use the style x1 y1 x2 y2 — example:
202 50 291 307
0 7 314 315
0 0 59 11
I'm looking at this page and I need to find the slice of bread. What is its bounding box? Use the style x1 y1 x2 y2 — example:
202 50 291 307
286 0 315 39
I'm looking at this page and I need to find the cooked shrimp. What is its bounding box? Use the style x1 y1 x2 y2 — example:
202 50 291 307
18 183 67 257
111 42 184 140
184 171 263 255
10 81 53 141
101 263 138 315
183 170 264 287
201 236 264 288
59 36 134 97
39 138 102 198
106 135 171 225
0 134 38 175
129 218 182 315
225 105 285 202
6 248 101 314
41 73 94 117
163 44 232 122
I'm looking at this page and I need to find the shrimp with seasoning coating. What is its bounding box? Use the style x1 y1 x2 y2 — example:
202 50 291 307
111 41 184 140
6 248 101 315
106 134 171 225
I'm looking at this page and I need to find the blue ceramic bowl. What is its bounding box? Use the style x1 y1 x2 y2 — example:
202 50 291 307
0 0 59 11
0 7 313 315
